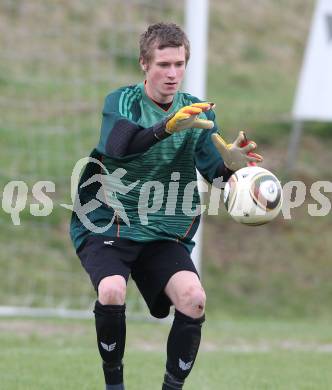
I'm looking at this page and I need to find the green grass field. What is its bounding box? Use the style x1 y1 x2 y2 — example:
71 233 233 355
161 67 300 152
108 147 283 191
1 2 332 388
1 316 331 389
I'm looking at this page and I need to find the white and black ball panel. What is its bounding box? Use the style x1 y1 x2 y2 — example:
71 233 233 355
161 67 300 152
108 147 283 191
249 173 282 211
224 166 283 225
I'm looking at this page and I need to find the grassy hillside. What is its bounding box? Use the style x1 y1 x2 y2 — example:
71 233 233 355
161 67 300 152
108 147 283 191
202 0 332 319
208 0 315 132
1 0 332 318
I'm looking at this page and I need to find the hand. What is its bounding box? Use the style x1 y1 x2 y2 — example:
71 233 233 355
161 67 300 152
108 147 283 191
165 102 215 134
211 130 263 171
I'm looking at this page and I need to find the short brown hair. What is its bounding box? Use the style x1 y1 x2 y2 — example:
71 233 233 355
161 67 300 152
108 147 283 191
139 22 190 65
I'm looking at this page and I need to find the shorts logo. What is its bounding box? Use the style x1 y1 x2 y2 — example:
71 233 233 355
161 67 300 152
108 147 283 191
179 358 193 371
100 341 116 352
104 240 114 246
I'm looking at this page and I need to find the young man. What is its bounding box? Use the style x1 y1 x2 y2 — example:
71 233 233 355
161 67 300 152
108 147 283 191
70 23 262 390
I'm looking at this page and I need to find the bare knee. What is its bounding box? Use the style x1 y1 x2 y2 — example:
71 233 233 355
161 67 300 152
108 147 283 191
176 284 206 318
98 275 126 305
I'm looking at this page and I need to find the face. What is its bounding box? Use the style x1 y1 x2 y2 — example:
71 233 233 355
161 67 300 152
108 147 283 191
141 45 186 104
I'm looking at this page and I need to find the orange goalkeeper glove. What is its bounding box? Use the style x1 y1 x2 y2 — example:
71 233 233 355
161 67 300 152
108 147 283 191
165 102 215 134
211 131 263 171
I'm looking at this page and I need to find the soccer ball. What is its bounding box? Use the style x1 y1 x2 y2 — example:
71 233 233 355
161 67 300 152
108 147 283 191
224 166 283 226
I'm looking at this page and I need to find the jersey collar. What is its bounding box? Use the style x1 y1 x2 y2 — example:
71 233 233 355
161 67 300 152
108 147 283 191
139 81 179 115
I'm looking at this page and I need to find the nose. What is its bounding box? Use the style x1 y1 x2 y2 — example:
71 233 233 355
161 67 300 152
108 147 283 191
167 65 177 78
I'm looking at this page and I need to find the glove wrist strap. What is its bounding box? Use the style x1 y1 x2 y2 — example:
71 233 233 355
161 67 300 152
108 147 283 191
154 116 173 139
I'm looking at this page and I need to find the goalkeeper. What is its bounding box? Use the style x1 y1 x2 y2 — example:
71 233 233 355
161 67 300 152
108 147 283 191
70 22 262 390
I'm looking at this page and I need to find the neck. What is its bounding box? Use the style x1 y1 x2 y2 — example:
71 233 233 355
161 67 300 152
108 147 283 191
144 80 174 104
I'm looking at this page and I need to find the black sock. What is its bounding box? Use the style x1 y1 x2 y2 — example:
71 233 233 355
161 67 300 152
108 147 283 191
164 309 205 386
94 301 126 385
162 370 185 390
105 382 125 390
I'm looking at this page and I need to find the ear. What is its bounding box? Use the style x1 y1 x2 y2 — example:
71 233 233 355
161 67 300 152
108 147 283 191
139 58 147 72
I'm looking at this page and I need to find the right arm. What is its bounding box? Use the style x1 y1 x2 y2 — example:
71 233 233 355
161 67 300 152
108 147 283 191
97 93 214 159
97 93 170 159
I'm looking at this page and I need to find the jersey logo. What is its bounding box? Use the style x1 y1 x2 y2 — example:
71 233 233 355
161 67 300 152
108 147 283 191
104 240 114 245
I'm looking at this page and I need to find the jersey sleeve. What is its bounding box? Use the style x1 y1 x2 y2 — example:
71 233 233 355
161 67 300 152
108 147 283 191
96 91 169 159
194 110 233 184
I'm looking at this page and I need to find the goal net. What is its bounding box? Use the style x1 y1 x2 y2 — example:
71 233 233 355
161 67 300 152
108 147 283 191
0 0 184 316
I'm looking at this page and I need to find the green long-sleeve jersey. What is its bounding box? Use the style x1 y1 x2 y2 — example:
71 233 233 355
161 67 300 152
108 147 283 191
70 82 224 253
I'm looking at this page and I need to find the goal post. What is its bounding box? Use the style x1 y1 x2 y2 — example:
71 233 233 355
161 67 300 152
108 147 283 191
184 0 210 274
